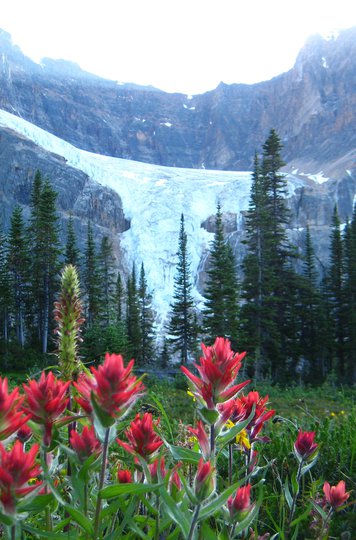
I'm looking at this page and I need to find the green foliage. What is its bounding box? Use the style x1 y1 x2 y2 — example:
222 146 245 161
167 214 198 365
81 322 129 363
203 203 240 347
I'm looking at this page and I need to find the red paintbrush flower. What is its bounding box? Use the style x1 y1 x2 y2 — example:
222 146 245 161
117 467 133 484
227 484 253 521
323 480 350 509
22 372 70 447
149 456 168 482
70 425 101 462
230 391 275 442
0 440 42 514
294 430 318 461
0 377 31 441
188 420 210 459
117 412 163 461
74 353 144 424
195 458 215 501
181 337 249 409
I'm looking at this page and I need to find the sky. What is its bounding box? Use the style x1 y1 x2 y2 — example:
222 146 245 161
1 0 356 95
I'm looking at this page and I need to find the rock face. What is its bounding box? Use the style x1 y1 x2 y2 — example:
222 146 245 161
0 27 355 176
0 125 129 266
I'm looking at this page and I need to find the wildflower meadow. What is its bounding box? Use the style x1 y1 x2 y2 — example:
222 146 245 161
0 265 354 539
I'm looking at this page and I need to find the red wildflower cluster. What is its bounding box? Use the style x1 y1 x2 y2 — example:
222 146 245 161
73 353 144 423
117 467 133 484
228 391 275 443
0 377 31 441
22 372 70 447
117 412 163 461
323 480 350 509
228 484 253 521
70 425 102 462
181 337 249 409
0 441 42 514
294 430 318 461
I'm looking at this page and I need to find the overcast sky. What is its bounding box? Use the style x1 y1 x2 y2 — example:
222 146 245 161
1 0 356 94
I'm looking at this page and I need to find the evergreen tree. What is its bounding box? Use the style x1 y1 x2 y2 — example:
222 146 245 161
0 226 10 343
36 179 61 353
138 263 155 364
83 222 101 327
342 209 356 382
115 272 124 323
98 236 116 326
126 265 142 361
241 131 300 381
203 203 240 347
167 214 198 364
326 206 347 379
7 207 30 347
65 213 80 267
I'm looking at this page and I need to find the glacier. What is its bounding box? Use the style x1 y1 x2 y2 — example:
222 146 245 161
0 108 305 329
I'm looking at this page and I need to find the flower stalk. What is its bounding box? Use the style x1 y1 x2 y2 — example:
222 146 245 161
93 427 110 540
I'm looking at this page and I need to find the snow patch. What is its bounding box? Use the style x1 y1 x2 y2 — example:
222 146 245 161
299 171 330 184
160 122 172 127
322 56 329 68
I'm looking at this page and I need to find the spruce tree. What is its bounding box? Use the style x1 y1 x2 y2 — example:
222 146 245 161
83 222 101 327
65 213 80 267
203 203 240 347
0 226 10 343
138 263 155 364
99 236 116 326
115 272 124 323
344 207 356 382
326 206 347 379
167 214 197 364
7 207 30 347
126 265 142 361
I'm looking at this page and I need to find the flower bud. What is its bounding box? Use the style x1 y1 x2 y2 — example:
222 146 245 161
195 458 215 501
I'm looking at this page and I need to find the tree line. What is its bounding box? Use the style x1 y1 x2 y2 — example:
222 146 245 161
0 130 355 384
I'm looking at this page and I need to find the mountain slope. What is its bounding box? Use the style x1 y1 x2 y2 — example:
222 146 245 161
1 109 355 328
0 28 355 175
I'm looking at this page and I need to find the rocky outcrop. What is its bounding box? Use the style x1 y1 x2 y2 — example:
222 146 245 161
0 28 355 176
0 126 129 265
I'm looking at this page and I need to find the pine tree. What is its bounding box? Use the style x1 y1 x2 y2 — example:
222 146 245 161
342 208 356 382
7 207 30 347
167 214 197 364
83 221 101 327
203 203 240 347
326 206 347 379
65 213 80 267
115 272 124 323
126 265 142 361
241 131 300 381
37 178 62 353
0 226 10 343
138 263 155 364
98 236 116 326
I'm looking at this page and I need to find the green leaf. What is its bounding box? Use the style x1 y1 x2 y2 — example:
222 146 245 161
159 487 190 538
64 504 94 535
301 453 319 476
22 524 77 539
0 510 14 526
284 478 293 509
310 500 328 520
200 521 220 539
167 444 202 464
198 407 219 425
91 391 115 429
100 482 161 499
198 480 244 521
232 502 260 536
17 493 54 513
149 393 174 444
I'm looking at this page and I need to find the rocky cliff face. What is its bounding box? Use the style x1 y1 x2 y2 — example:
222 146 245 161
0 27 355 176
0 125 129 268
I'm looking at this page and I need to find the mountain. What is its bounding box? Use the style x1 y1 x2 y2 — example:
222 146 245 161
0 28 355 327
0 27 355 174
